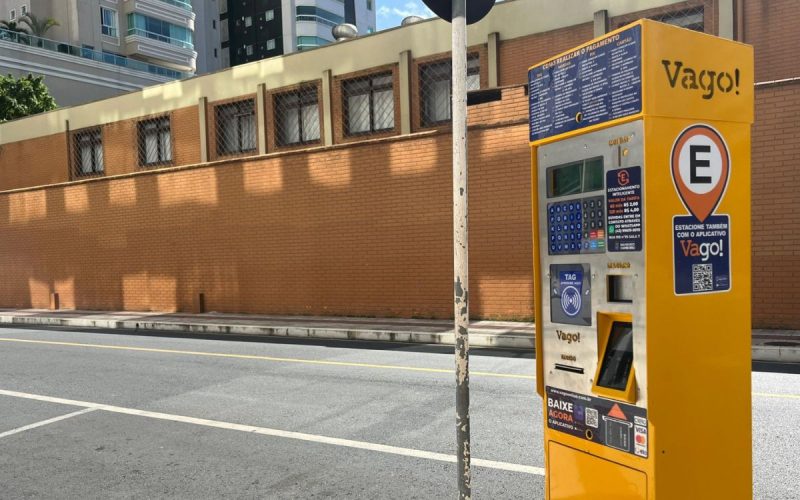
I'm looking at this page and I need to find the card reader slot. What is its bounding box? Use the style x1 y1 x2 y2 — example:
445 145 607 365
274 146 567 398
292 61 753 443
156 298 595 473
555 363 585 374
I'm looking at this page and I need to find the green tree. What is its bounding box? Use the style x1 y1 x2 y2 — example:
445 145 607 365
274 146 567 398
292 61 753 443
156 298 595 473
0 20 28 33
0 74 57 122
19 14 59 37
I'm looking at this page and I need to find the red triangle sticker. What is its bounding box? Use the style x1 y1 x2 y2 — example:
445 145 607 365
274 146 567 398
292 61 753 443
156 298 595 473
608 403 627 420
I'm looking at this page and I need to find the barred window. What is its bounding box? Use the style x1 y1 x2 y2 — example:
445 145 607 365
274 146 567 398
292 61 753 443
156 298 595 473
654 7 704 32
138 116 172 167
274 86 320 146
343 73 395 135
215 99 257 156
73 128 104 177
420 54 480 126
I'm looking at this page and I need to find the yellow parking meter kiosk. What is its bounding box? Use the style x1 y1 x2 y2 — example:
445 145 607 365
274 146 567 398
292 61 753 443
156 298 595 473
529 20 753 499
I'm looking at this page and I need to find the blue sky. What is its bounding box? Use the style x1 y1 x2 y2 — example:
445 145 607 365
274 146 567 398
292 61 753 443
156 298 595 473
376 0 434 30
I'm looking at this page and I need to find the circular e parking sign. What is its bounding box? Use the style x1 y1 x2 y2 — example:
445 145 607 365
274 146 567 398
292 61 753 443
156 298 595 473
670 124 730 222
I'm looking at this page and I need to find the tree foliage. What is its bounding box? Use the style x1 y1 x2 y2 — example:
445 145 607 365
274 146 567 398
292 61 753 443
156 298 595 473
0 19 29 34
0 74 57 123
19 14 59 37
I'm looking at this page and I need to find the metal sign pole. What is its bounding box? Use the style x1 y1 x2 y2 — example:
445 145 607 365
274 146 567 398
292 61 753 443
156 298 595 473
451 0 470 498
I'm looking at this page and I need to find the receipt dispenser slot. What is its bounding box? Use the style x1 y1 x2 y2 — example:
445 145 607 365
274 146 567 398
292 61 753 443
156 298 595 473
608 275 634 303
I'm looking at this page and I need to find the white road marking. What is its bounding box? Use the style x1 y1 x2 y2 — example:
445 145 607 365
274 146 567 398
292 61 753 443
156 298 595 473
0 389 545 476
0 407 96 439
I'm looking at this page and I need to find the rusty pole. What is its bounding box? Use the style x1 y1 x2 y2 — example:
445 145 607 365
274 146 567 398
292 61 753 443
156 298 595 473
451 0 471 498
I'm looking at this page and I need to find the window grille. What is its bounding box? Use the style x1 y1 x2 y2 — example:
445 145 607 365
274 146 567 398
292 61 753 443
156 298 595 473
342 73 395 136
419 54 480 127
654 7 705 32
274 85 321 146
215 99 257 156
138 116 173 167
72 127 104 178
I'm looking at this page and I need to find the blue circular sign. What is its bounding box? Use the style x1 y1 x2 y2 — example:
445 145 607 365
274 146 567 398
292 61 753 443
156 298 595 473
561 286 582 317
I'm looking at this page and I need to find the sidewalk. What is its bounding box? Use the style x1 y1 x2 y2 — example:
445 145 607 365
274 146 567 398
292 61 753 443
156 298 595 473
0 308 797 361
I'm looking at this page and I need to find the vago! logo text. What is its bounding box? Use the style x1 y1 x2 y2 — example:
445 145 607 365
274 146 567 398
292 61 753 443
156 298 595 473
662 60 741 100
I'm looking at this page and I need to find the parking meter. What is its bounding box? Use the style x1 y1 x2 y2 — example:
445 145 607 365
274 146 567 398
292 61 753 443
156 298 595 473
529 20 753 499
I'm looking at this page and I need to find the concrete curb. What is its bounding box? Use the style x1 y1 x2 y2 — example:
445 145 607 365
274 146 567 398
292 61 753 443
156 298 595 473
751 345 800 363
0 315 536 350
2 314 797 360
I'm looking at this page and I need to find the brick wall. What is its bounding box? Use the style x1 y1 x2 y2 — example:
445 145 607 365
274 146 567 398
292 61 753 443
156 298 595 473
0 133 69 190
1 3 798 327
751 81 800 329
744 0 800 83
0 118 533 319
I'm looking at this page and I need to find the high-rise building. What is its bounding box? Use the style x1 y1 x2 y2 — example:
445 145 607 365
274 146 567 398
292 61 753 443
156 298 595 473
193 0 222 74
0 0 197 73
195 0 376 73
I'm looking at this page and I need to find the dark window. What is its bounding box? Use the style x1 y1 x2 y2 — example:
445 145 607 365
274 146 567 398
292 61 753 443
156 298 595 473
653 7 704 32
342 73 395 135
419 54 479 126
73 128 104 177
215 99 257 156
138 117 173 166
274 86 320 146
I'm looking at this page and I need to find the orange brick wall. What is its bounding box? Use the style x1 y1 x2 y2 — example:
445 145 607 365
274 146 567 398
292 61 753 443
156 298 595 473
0 119 533 319
498 23 594 86
751 82 800 329
743 0 800 82
1 3 799 328
0 134 69 190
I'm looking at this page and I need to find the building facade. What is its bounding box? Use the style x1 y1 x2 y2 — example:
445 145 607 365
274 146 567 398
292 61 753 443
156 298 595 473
0 0 197 73
196 0 376 74
0 0 796 329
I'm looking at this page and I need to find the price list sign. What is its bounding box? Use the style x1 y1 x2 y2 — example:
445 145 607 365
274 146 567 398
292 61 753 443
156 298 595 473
606 167 643 252
529 25 642 142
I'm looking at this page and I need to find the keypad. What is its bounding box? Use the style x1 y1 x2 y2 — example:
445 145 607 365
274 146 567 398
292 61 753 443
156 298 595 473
547 195 605 255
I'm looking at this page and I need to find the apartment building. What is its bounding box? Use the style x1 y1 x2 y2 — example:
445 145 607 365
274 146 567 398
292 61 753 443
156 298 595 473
0 0 797 330
196 0 376 73
0 0 196 104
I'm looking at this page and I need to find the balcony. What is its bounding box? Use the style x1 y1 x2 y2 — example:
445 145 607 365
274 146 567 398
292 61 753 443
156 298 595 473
0 28 190 79
126 27 194 50
157 0 192 11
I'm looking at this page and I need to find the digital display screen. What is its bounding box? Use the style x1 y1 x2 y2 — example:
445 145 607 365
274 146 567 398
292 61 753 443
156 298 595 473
597 322 634 391
551 162 582 197
583 157 604 192
547 157 604 198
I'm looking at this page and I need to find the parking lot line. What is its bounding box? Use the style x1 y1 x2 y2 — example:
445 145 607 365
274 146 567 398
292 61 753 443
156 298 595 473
0 407 96 440
0 337 536 380
0 388 545 476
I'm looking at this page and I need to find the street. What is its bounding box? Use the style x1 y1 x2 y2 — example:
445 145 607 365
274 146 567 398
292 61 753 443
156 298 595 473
0 326 797 499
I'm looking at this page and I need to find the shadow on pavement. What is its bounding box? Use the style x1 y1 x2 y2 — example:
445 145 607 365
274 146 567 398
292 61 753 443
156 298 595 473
752 361 800 375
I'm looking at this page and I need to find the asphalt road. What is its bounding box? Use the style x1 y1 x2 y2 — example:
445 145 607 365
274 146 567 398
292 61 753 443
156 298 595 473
0 326 797 499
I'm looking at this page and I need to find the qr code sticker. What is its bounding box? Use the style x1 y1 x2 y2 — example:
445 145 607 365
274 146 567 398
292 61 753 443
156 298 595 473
692 263 713 292
585 408 599 428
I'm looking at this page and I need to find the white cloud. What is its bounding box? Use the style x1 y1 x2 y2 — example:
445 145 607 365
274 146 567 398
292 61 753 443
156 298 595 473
377 1 434 20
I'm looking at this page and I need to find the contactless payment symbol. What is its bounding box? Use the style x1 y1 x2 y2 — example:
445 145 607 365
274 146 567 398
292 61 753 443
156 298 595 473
559 271 583 317
670 124 730 222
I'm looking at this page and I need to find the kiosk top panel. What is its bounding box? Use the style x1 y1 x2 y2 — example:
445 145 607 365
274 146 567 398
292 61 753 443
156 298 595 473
528 19 754 145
